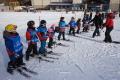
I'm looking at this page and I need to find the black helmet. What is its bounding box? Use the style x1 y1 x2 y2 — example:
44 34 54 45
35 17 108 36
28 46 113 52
40 20 46 25
60 17 64 20
27 20 35 27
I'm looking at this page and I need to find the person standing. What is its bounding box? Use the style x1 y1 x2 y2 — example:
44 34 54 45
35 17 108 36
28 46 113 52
69 17 77 36
58 17 67 40
89 11 102 38
25 21 39 61
76 18 81 34
82 14 90 32
48 25 55 48
3 24 25 74
104 13 114 43
37 20 48 56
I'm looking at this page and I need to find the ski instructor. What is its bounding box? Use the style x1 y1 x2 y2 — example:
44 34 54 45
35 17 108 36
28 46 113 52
89 11 103 38
104 12 114 43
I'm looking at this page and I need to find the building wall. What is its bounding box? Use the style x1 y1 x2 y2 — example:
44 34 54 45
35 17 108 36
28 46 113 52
110 0 119 11
31 0 73 9
73 0 82 4
31 0 51 9
31 0 120 11
50 0 59 2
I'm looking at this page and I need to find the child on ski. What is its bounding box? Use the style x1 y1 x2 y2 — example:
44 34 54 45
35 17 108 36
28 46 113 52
69 17 77 36
3 24 25 74
25 21 39 61
76 18 81 34
83 21 90 32
37 20 48 56
82 14 90 32
47 24 55 48
58 17 67 40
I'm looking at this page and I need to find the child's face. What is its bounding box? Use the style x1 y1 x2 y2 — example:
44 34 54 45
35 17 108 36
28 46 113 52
33 24 35 27
62 18 64 21
12 25 17 33
72 18 75 21
43 23 46 26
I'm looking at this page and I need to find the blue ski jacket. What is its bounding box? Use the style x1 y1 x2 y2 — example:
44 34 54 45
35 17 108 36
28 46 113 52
37 26 48 41
3 31 23 56
26 28 39 43
59 21 67 28
69 20 77 28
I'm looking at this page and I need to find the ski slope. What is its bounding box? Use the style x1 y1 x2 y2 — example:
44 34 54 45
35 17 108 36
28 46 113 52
0 11 120 80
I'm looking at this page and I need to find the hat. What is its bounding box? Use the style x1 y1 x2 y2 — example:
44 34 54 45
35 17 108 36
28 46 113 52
27 20 35 27
5 24 17 33
40 20 46 25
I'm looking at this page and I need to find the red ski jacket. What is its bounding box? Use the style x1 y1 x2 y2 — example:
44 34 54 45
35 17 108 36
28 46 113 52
105 18 114 28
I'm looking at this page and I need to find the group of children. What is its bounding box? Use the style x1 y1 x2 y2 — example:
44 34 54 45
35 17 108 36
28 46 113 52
3 11 114 74
3 20 55 74
3 15 92 74
3 16 83 74
56 17 82 40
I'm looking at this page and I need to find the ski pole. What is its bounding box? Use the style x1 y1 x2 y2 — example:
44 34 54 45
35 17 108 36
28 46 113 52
39 16 41 26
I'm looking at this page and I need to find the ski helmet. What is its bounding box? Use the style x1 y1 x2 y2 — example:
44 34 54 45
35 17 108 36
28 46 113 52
40 20 46 25
60 17 64 20
27 20 35 27
5 24 17 33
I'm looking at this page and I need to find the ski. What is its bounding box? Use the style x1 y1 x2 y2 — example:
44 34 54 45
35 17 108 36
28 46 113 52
37 57 54 63
17 68 31 78
42 56 59 60
56 43 69 47
47 51 63 56
21 67 38 75
74 35 80 38
112 41 120 44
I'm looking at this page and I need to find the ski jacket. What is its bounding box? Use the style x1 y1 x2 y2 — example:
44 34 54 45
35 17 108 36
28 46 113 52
37 26 48 41
82 15 90 23
59 20 67 28
26 28 39 44
90 15 102 27
105 18 114 28
69 20 77 28
76 21 81 27
59 20 67 32
48 28 54 38
3 31 23 56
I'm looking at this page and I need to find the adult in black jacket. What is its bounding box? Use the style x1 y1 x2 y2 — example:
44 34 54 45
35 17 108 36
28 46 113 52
90 12 102 38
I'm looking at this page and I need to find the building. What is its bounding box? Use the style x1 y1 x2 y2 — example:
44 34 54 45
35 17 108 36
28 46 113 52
31 0 112 11
110 0 119 11
31 0 83 10
86 0 110 11
0 0 120 11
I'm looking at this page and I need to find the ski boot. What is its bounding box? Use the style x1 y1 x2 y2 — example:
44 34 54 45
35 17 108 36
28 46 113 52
29 54 35 57
7 64 16 74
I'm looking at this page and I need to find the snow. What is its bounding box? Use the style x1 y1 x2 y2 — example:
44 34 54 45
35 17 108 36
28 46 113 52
0 11 120 80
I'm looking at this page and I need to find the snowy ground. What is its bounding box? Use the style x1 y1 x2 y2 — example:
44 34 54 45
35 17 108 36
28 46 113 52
0 11 120 80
